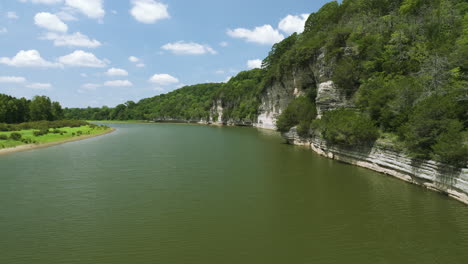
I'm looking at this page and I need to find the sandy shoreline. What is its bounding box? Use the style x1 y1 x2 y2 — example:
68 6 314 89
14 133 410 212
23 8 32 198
0 128 116 156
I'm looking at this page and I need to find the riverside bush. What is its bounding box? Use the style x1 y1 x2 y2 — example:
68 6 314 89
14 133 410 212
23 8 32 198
276 96 317 133
9 133 22 141
314 109 379 146
0 135 7 140
33 129 49 137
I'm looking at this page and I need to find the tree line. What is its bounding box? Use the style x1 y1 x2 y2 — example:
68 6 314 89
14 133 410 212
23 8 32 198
0 94 63 124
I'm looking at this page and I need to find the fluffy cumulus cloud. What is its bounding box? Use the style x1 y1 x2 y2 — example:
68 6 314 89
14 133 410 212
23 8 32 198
106 68 128 76
65 0 105 19
0 27 7 34
227 25 284 45
161 41 216 55
0 50 59 68
131 0 170 24
247 59 262 69
0 76 27 83
34 12 68 33
278 14 309 34
58 50 107 67
41 32 101 48
26 82 52 90
129 56 145 67
149 73 179 86
129 56 140 62
104 80 133 87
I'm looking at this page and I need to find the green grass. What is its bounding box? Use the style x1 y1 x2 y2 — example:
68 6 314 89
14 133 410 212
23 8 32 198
0 125 111 149
86 120 151 124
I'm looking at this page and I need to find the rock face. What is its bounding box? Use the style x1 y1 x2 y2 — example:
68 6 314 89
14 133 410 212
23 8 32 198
284 127 468 205
254 66 317 129
209 100 224 125
316 80 347 118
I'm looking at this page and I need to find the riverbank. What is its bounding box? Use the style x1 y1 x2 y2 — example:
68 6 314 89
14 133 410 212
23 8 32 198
0 127 115 156
284 127 468 205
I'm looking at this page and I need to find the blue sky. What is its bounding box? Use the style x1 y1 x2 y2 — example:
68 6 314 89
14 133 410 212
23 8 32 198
0 0 333 108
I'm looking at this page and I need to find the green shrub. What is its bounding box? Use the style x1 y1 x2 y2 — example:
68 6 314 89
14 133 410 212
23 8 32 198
0 135 8 140
431 121 468 167
315 109 379 146
33 129 49 137
21 138 32 144
9 132 22 141
276 96 317 133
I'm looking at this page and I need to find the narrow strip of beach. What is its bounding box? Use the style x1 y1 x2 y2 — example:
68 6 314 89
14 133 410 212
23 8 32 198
0 128 116 156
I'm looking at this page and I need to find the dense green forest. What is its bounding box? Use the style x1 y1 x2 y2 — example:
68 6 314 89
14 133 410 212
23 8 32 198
3 0 467 166
0 94 63 123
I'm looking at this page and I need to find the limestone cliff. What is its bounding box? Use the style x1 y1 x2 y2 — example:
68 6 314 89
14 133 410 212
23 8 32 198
283 127 468 205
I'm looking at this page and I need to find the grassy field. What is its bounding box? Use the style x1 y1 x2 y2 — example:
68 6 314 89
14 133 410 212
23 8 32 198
0 125 111 149
87 120 152 124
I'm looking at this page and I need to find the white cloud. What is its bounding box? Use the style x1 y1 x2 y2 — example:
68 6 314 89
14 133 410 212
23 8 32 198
26 82 52 89
65 0 105 19
215 70 225 74
0 76 27 83
149 73 179 85
129 56 140 62
106 68 128 76
0 50 59 68
129 56 145 67
104 80 133 87
20 0 63 4
224 76 232 83
80 73 88 77
227 25 284 45
153 87 165 92
130 0 170 24
161 41 217 55
0 27 7 34
247 59 262 69
278 14 309 34
55 11 77 21
219 41 229 47
6 12 19 20
81 83 100 90
58 50 106 67
41 32 101 48
34 12 68 33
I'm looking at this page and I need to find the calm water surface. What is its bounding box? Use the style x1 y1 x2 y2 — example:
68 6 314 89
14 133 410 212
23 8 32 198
1 123 467 264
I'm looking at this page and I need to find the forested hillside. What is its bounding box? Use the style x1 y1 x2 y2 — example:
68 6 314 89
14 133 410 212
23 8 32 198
59 0 467 166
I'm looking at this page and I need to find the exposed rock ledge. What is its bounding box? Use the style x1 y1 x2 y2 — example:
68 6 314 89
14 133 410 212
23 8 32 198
284 127 468 205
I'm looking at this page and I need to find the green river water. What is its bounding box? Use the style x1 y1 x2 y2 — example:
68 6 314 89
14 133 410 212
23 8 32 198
0 123 467 264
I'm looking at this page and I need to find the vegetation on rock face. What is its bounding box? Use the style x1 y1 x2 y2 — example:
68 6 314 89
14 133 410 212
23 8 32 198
276 96 317 136
215 69 264 123
272 0 467 166
312 109 379 146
